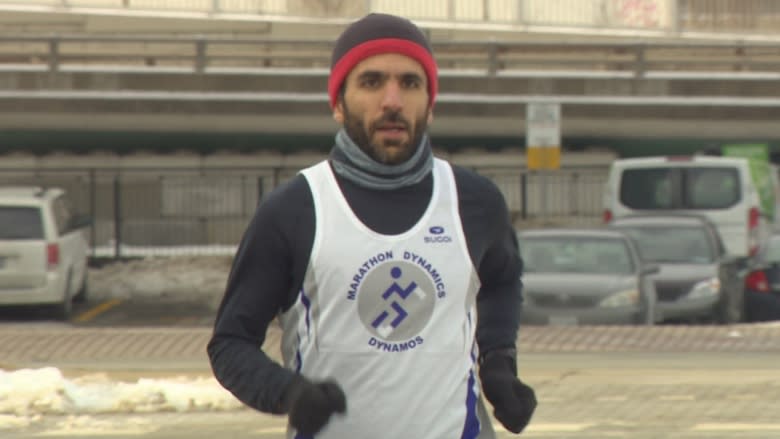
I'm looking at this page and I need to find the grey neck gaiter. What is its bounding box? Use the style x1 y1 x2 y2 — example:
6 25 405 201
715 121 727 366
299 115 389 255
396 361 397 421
329 128 434 190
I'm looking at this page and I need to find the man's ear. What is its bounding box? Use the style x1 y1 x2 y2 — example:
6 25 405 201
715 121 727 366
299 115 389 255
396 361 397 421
333 100 345 124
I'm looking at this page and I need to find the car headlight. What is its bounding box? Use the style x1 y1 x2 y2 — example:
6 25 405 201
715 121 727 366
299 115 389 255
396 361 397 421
599 289 639 308
686 278 721 299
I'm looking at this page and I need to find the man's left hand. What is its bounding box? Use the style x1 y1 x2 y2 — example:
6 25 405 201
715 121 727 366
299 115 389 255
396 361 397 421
479 349 537 434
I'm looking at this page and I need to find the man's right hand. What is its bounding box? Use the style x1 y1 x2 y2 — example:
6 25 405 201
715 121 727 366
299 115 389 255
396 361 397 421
287 377 347 435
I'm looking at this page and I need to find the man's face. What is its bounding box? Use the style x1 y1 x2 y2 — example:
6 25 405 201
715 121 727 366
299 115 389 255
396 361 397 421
333 53 433 165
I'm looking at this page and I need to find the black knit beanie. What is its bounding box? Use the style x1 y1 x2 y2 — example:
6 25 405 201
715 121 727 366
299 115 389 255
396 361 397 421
328 13 438 109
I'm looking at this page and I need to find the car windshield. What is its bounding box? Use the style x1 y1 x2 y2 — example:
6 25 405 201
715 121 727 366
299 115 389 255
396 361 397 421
0 206 44 239
616 225 714 264
519 236 635 275
619 166 740 210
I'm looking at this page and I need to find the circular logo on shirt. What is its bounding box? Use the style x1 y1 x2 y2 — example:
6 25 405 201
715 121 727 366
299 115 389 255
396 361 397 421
357 261 437 342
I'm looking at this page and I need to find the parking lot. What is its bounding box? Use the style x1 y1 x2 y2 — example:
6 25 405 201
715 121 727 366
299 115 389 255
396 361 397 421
1 306 779 439
1 251 778 439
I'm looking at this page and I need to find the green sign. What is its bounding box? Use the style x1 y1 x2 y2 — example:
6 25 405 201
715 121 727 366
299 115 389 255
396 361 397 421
721 143 773 220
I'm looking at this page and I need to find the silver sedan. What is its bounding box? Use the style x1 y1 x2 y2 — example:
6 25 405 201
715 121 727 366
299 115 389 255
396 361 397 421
518 228 660 326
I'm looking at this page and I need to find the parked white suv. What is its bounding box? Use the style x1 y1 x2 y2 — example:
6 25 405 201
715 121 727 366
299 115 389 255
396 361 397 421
603 155 774 259
0 186 91 319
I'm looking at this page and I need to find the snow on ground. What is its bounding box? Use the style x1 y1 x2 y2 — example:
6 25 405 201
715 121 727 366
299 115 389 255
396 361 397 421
0 367 243 416
1 253 244 426
88 253 234 308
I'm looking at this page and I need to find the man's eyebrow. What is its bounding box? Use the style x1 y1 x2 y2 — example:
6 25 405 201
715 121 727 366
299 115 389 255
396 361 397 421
400 72 424 81
356 70 385 79
355 70 424 80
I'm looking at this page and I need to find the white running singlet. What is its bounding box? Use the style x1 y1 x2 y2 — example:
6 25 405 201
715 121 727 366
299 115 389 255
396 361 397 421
278 158 495 439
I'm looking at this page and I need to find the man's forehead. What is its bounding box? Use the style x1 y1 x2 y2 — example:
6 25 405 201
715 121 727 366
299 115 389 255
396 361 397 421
350 53 426 76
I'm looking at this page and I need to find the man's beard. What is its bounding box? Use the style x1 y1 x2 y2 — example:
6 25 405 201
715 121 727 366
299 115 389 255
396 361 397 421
342 105 428 165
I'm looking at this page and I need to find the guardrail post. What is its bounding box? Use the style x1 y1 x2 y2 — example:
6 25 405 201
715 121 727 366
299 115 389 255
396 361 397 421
735 42 746 71
195 38 207 74
487 41 499 76
48 38 60 74
448 0 455 20
634 43 646 79
212 0 221 13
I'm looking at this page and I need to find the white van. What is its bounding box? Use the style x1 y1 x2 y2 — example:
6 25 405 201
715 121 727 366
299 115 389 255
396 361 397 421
0 186 91 319
603 155 775 259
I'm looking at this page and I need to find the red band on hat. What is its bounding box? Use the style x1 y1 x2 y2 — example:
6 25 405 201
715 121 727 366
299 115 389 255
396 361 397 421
328 38 438 109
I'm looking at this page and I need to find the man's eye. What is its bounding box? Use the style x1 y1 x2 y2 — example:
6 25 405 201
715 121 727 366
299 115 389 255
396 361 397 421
402 78 422 89
361 78 381 88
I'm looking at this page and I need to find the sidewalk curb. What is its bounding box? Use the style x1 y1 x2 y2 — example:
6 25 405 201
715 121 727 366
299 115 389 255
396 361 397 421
1 323 778 373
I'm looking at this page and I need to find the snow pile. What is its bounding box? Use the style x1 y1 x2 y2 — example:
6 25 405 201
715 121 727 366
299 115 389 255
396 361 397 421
0 367 244 419
1 254 250 428
88 255 233 307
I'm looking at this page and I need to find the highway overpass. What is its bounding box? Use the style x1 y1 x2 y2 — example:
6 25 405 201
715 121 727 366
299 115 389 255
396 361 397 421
0 8 778 155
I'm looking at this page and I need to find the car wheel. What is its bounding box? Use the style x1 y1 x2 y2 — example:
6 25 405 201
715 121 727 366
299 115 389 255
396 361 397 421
73 273 88 304
51 272 73 321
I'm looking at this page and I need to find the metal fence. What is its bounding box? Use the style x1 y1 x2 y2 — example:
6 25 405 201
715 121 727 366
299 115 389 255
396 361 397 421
0 164 607 258
1 0 778 35
2 35 778 79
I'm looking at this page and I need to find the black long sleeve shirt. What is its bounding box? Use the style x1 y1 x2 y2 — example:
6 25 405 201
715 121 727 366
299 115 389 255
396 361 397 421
207 161 523 413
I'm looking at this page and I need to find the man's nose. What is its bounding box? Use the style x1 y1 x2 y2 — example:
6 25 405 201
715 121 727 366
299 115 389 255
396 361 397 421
381 81 403 111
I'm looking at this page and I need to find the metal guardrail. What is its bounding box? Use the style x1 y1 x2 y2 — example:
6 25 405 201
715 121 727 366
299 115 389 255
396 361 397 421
0 165 606 257
1 35 778 79
1 0 779 36
4 91 780 109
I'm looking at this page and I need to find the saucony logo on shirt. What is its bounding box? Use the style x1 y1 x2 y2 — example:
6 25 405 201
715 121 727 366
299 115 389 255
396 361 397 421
425 225 452 243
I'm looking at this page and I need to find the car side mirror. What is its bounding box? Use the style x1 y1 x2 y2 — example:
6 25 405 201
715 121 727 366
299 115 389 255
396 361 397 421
641 264 660 275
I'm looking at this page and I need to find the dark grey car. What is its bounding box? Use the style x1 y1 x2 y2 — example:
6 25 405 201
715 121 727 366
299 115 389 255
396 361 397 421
609 214 746 324
518 228 660 326
744 232 780 321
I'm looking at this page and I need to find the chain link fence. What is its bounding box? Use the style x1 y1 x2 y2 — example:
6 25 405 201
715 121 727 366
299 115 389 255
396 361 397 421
0 163 607 258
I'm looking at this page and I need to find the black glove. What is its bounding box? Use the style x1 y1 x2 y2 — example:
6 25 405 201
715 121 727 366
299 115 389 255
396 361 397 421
479 349 537 434
283 375 347 436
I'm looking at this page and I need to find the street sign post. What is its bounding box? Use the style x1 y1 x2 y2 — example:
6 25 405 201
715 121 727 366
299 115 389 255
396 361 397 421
526 102 561 170
526 102 561 220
